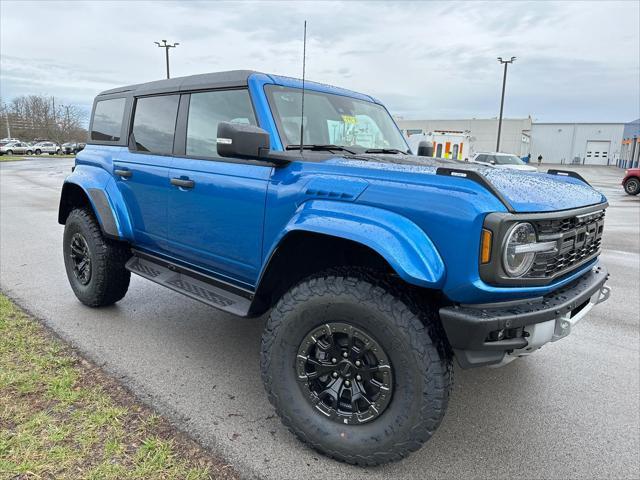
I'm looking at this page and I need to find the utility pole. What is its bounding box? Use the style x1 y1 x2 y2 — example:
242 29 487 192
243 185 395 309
496 56 516 152
154 40 179 79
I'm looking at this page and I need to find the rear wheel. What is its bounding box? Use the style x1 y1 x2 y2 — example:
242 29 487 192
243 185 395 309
26 150 33 155
63 208 131 307
624 177 640 195
261 270 452 465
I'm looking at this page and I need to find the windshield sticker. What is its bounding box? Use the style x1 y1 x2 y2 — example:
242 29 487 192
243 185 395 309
341 115 357 125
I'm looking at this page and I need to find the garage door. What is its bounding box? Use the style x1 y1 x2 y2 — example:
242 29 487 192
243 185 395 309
585 141 610 165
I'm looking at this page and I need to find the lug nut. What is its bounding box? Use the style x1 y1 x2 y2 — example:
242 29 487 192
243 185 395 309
331 357 337 364
342 352 348 358
356 374 362 381
344 380 351 387
332 372 339 378
355 360 361 367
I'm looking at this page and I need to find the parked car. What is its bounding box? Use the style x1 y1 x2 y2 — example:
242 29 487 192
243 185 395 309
0 137 20 143
33 141 61 155
0 141 34 155
622 168 640 195
471 152 538 172
61 142 86 155
58 71 611 465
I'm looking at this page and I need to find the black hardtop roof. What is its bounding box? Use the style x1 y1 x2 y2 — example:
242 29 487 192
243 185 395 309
97 70 259 97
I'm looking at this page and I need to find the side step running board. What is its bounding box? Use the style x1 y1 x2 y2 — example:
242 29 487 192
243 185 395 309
126 253 252 317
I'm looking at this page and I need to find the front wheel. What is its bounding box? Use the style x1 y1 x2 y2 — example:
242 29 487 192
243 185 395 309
261 271 452 465
26 150 33 155
63 208 131 307
624 177 640 195
35 149 41 155
6 150 13 155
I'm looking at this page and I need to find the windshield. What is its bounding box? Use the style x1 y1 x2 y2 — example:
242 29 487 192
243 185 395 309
265 85 409 153
494 154 526 165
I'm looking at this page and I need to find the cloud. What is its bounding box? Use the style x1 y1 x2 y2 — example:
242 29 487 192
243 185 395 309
0 0 638 122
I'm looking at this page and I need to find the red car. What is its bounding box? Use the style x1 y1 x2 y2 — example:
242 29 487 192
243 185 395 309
623 168 640 195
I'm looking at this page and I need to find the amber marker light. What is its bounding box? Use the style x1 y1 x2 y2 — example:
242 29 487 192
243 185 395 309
480 229 493 264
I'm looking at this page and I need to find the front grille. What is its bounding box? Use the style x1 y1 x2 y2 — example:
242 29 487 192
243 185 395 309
526 210 605 279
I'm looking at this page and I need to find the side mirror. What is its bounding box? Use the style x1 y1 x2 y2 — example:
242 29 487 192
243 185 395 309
490 160 496 165
416 141 434 157
217 122 271 160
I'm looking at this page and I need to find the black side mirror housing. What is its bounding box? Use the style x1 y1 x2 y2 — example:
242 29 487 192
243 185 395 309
416 141 434 157
217 122 271 160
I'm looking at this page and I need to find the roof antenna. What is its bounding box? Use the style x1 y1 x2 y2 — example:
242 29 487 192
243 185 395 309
299 20 307 154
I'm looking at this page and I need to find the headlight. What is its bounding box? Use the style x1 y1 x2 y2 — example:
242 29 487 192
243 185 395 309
503 222 537 277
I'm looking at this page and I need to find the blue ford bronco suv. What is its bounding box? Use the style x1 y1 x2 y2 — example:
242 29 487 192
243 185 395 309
59 70 611 465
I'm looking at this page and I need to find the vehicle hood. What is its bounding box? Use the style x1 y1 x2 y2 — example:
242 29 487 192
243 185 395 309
327 154 607 213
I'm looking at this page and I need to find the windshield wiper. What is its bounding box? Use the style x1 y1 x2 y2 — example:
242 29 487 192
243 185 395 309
286 144 358 154
364 148 408 155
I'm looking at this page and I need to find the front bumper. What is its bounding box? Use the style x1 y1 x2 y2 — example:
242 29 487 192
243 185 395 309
440 265 610 368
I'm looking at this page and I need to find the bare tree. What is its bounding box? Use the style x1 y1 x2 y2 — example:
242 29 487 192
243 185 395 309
1 95 88 143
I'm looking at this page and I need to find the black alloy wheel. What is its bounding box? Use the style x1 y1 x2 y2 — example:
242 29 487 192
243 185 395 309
624 177 640 195
296 322 393 425
69 232 92 285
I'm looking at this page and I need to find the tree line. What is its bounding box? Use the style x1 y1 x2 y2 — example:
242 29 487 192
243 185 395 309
0 94 88 143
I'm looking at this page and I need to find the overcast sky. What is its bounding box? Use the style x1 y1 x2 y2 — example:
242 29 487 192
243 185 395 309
1 0 638 123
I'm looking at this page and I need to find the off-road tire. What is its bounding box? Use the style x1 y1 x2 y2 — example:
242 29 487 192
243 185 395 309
63 208 131 307
261 269 452 465
624 177 640 195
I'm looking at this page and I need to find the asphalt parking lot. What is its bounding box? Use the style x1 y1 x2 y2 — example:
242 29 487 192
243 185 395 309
1 158 638 479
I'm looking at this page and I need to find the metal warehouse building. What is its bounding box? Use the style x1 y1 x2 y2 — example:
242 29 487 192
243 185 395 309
396 117 628 165
396 117 532 158
619 118 640 168
530 123 625 166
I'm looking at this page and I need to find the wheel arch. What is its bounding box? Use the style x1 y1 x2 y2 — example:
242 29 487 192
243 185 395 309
250 200 446 315
58 165 134 240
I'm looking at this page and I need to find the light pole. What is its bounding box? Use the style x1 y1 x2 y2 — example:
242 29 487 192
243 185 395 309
496 56 516 152
154 40 179 79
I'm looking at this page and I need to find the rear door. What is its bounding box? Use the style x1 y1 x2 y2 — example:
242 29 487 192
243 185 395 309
167 89 271 286
113 94 179 252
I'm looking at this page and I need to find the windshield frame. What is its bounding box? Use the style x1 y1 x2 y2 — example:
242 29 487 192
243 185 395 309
264 84 410 154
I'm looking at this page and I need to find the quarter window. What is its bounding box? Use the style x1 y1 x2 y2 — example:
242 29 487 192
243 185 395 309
186 90 256 157
132 95 180 154
91 97 126 141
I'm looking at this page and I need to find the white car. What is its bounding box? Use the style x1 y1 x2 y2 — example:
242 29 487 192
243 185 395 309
471 152 538 172
33 142 61 155
0 141 34 155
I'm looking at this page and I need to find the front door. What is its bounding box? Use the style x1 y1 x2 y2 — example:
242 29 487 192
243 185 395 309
114 93 180 253
166 89 271 287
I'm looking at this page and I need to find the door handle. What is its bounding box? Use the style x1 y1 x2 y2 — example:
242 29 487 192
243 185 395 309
170 177 195 189
114 169 132 178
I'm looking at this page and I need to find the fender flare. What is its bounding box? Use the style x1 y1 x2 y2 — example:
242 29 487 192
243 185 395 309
263 200 446 288
59 164 134 240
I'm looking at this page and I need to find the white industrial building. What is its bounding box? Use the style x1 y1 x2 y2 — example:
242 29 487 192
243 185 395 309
396 117 532 159
396 117 626 165
530 123 624 166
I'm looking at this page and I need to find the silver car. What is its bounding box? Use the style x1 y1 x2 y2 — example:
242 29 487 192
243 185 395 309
33 142 61 155
0 141 34 155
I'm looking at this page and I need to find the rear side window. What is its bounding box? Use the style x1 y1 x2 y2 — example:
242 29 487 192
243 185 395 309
132 95 180 154
91 98 126 141
186 90 256 157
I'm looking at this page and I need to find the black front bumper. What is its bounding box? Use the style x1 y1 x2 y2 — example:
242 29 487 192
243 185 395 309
439 265 609 368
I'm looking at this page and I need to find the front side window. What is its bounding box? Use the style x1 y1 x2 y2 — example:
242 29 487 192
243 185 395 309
186 90 257 157
265 85 409 153
132 95 179 154
91 97 126 141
